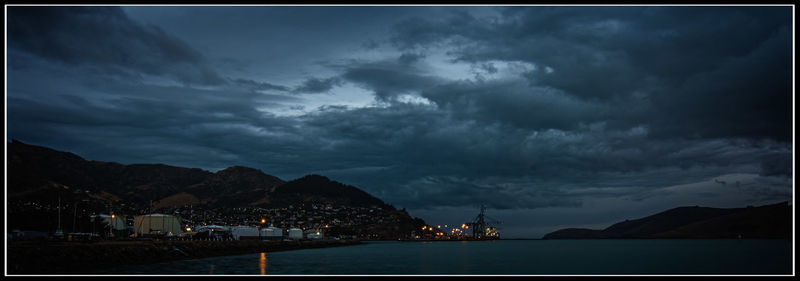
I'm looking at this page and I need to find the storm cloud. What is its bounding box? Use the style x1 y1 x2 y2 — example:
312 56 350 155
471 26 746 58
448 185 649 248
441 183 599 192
6 5 793 238
388 6 792 140
294 77 343 94
7 6 226 86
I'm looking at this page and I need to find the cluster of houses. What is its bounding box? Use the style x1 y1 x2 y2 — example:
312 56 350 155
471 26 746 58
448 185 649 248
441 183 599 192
167 203 394 233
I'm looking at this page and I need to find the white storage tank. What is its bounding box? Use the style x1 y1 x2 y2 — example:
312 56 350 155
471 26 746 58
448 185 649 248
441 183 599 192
260 227 283 240
288 228 303 240
260 228 273 237
231 226 260 240
264 226 284 240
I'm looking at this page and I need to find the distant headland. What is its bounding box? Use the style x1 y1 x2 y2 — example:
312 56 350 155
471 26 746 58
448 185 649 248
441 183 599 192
543 202 791 239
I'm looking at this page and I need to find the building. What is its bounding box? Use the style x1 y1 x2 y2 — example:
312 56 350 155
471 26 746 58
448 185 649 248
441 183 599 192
94 214 128 231
261 226 284 240
288 228 303 239
195 225 231 240
133 214 183 237
231 226 260 240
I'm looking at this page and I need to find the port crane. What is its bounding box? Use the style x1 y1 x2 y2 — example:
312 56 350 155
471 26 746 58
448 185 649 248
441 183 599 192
464 205 502 239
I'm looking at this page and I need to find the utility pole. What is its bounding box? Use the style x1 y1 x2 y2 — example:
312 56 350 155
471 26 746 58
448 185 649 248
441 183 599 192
55 195 63 238
148 200 153 236
109 203 113 239
73 201 79 233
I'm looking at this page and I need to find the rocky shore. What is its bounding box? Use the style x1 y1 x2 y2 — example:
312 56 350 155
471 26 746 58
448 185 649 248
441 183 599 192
7 239 362 274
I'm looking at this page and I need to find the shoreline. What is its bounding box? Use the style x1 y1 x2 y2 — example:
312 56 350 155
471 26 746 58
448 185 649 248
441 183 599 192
7 239 362 275
391 238 542 242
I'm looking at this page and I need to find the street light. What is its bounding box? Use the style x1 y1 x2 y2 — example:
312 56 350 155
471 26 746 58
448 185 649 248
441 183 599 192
109 213 115 238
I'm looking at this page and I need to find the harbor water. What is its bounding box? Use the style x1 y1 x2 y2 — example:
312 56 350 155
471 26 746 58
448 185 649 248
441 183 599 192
94 239 792 275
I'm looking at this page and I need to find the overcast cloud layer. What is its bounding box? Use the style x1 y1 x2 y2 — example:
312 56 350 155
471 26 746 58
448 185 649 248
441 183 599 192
6 6 793 238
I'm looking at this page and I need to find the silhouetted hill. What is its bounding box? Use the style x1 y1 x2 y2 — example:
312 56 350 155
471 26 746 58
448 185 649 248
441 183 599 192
7 141 430 238
271 174 392 209
7 140 386 210
8 140 97 193
543 202 791 239
186 166 286 207
651 203 792 238
9 140 213 206
601 206 741 238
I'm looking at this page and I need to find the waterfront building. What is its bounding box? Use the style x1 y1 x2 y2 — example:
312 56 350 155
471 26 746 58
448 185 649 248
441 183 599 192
133 214 183 237
288 228 303 239
261 226 284 240
230 226 260 240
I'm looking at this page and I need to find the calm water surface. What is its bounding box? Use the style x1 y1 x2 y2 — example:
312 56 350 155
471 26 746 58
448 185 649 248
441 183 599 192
95 239 792 275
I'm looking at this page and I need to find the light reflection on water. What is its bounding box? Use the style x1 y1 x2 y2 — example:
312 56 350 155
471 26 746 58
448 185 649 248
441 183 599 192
259 252 267 275
94 240 792 275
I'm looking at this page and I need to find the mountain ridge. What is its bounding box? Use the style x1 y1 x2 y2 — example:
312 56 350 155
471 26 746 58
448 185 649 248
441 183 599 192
7 140 391 210
543 202 791 239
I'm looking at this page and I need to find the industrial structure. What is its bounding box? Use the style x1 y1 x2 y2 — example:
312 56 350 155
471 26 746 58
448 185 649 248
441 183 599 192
288 227 303 239
464 205 502 240
230 226 260 240
261 225 284 240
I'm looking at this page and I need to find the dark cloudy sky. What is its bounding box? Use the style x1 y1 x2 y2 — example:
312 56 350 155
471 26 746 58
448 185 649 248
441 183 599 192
6 5 794 238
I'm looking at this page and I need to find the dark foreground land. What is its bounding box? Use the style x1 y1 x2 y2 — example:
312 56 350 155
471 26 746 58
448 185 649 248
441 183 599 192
7 239 362 274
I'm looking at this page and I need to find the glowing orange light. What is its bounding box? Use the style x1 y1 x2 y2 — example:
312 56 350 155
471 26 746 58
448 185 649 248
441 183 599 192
259 252 267 275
